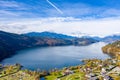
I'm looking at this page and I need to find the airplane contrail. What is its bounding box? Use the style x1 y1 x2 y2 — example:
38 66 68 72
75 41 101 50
46 0 63 14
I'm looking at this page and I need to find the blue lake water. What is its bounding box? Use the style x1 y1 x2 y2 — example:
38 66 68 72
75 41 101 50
1 42 109 70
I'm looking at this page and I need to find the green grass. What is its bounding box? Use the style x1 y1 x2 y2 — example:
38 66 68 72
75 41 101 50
61 72 85 80
45 75 57 80
45 71 63 80
45 71 85 80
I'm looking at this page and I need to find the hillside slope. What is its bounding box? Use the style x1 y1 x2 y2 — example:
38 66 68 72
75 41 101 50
24 31 75 39
0 31 73 61
0 31 98 61
102 40 120 56
24 31 98 46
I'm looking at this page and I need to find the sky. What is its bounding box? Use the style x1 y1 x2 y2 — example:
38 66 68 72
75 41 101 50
0 0 120 37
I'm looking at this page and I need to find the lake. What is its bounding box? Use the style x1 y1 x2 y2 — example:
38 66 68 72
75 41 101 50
1 42 109 70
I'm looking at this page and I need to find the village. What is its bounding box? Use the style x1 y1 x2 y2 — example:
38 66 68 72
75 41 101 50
0 54 120 80
45 54 120 80
0 63 41 80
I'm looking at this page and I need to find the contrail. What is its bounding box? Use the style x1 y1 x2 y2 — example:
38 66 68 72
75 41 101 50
46 0 63 14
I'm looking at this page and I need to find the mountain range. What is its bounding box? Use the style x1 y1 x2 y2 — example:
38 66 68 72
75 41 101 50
24 31 75 39
80 34 120 43
0 30 120 61
102 34 120 43
0 31 98 61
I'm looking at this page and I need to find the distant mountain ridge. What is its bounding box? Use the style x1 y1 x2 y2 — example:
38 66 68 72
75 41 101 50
102 34 120 43
24 31 98 46
81 34 120 43
24 31 75 39
0 31 73 61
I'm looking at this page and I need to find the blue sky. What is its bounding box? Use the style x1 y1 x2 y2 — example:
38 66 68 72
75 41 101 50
0 0 120 37
1 0 120 18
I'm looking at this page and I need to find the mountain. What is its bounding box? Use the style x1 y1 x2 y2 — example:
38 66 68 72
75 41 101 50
81 36 102 41
24 31 98 46
0 31 98 61
102 34 120 43
24 31 75 39
0 31 73 61
81 34 120 43
73 38 98 46
92 37 102 41
102 40 120 57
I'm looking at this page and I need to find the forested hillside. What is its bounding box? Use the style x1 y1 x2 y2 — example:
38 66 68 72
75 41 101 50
102 41 120 56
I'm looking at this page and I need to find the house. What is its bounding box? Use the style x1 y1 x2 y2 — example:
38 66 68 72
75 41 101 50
101 68 106 74
108 65 115 69
103 75 113 80
62 69 74 76
109 67 120 74
89 77 99 80
56 78 60 80
86 73 98 80
112 59 117 64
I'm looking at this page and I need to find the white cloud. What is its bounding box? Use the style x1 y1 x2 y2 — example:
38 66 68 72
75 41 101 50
0 0 20 8
0 10 20 17
0 17 120 37
0 0 28 11
101 8 120 16
0 0 31 18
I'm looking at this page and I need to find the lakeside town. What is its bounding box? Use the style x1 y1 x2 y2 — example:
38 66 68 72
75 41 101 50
44 54 120 80
0 54 120 80
44 41 120 80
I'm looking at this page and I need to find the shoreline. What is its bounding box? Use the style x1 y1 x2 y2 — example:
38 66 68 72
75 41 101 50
0 54 120 80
